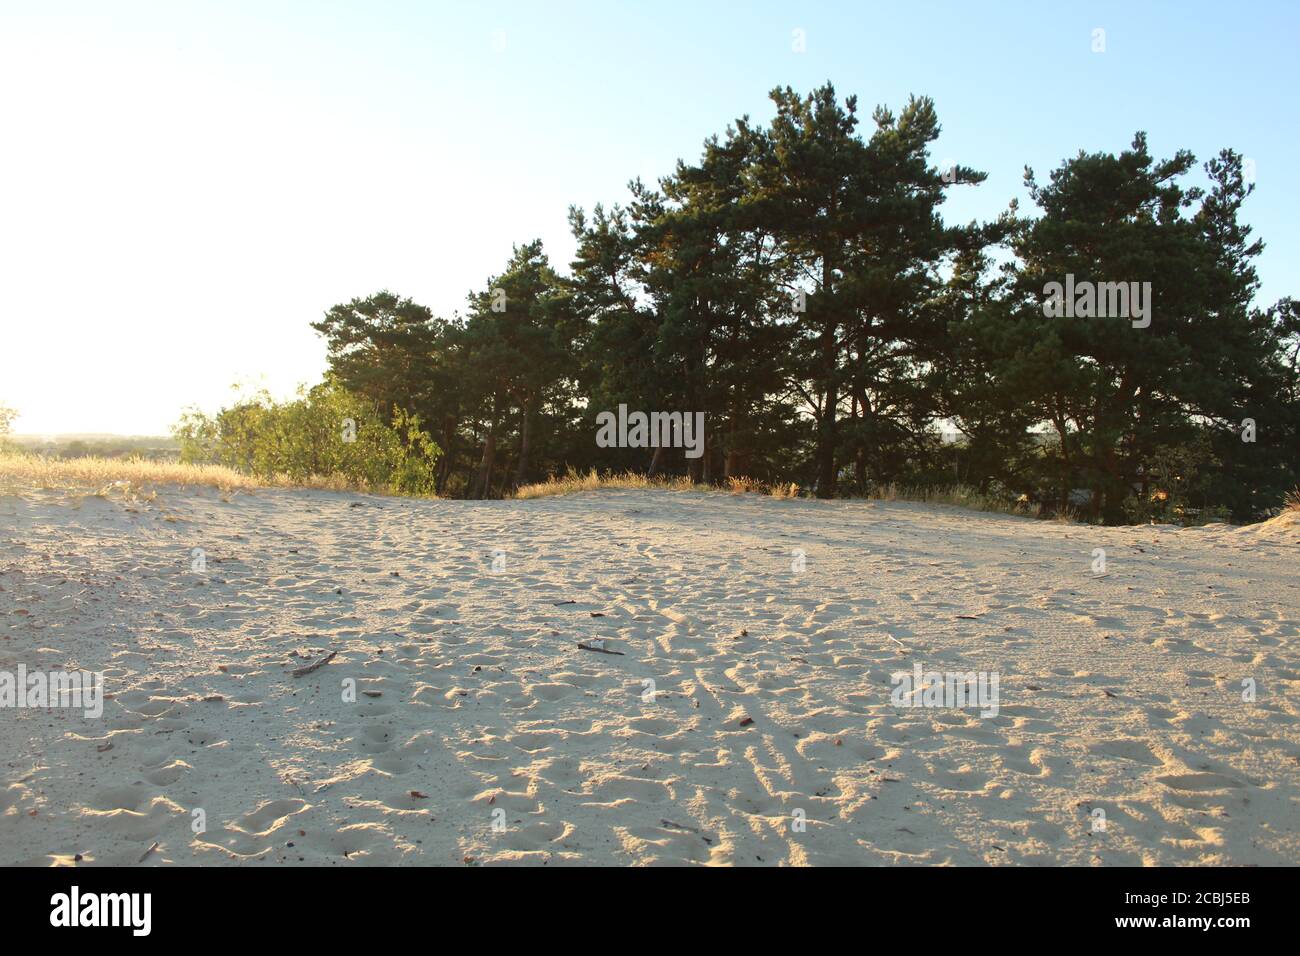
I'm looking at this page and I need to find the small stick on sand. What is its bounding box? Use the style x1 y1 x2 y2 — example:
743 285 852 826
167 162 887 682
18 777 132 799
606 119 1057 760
660 819 699 833
577 642 624 656
291 650 337 677
138 841 159 864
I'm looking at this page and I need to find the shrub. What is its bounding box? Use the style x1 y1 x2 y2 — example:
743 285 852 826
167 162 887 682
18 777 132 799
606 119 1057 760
173 378 440 495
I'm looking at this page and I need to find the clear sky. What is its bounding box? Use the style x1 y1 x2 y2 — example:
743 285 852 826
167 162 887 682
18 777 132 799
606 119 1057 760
2 0 1297 435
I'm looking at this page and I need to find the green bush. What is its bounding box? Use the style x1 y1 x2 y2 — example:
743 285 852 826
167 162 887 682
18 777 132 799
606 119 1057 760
173 378 440 495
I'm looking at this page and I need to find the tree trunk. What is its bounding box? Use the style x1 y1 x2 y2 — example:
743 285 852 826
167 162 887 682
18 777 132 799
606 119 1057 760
436 414 456 495
724 409 751 479
851 392 866 492
513 398 534 488
496 458 514 499
1052 407 1072 515
724 449 750 479
816 262 838 499
473 425 496 500
817 349 838 499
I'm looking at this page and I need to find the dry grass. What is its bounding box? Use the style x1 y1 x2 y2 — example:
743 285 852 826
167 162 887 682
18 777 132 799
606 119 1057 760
516 468 802 501
0 451 378 497
766 481 802 499
513 469 1057 519
514 468 807 500
864 481 1057 519
513 468 697 499
3 453 1078 523
1286 488 1300 512
1 451 254 494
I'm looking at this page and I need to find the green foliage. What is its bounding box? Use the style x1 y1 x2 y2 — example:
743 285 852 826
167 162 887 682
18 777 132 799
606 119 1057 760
970 135 1297 522
273 85 1298 523
0 404 15 452
173 378 440 495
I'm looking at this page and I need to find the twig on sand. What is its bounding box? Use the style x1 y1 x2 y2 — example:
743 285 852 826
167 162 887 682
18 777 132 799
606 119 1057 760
660 819 699 833
577 642 624 656
291 650 337 677
138 842 159 864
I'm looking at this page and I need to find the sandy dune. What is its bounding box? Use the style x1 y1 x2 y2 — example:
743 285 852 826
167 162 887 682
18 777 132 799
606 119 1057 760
1 485 1297 866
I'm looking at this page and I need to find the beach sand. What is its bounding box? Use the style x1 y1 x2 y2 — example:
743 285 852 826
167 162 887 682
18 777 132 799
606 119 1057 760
1 485 1297 866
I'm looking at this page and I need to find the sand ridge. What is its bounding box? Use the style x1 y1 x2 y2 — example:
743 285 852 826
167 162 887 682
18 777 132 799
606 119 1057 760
1 486 1297 866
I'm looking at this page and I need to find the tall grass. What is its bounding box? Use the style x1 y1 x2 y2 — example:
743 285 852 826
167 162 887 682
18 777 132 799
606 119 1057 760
863 481 1059 518
0 451 384 496
513 468 698 499
514 468 1058 518
3 453 1079 522
513 469 805 500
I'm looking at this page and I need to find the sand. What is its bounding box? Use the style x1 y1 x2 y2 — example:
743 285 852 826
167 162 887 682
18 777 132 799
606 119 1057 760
1 485 1297 866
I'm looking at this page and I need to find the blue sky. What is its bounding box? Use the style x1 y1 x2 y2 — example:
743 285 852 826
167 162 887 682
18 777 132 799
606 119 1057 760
2 0 1296 434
